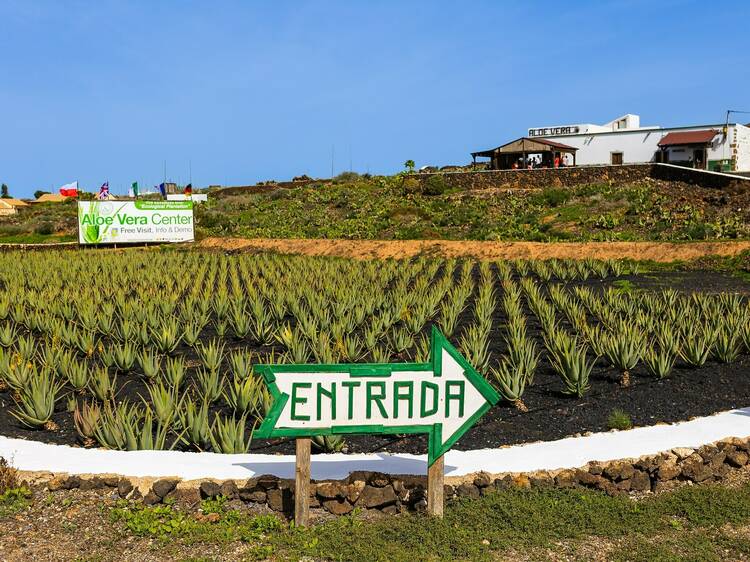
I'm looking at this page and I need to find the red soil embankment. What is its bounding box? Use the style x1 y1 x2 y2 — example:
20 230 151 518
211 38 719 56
197 237 750 262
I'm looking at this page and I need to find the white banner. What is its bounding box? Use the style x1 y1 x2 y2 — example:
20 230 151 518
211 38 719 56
77 201 194 244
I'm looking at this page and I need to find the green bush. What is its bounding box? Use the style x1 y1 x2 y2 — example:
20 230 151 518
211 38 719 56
535 188 571 207
334 171 360 183
0 225 25 236
34 222 54 235
423 174 448 196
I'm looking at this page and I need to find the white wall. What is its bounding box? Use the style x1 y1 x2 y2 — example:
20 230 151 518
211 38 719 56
733 125 750 171
542 129 664 165
542 125 749 170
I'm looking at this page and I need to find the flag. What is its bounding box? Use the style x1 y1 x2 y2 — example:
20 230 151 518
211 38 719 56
184 183 192 195
158 183 166 197
59 181 78 197
97 182 110 200
132 181 139 197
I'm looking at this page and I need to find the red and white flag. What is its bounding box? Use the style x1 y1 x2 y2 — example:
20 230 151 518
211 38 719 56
59 181 78 197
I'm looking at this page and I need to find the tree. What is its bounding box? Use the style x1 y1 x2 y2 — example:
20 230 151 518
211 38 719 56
403 160 415 173
34 190 50 200
0 184 8 198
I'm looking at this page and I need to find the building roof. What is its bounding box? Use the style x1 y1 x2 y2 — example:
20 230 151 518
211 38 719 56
657 129 719 146
34 193 71 203
0 198 29 207
472 137 577 158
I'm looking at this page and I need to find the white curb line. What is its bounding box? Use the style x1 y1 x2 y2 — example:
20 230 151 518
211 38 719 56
1 407 749 481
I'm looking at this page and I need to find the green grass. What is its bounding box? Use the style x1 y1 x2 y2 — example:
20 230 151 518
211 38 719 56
607 408 633 430
107 482 750 561
0 233 76 244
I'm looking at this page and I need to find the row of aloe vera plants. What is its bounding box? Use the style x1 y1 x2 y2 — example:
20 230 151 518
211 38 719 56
0 250 745 453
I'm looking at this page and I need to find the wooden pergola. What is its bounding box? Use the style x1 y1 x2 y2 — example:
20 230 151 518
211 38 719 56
472 137 578 170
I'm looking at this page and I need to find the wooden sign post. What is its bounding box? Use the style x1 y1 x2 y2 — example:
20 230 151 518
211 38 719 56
427 454 444 517
294 438 311 527
256 327 499 525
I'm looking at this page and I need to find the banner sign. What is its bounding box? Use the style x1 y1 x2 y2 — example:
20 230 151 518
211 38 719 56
255 327 500 465
77 201 194 244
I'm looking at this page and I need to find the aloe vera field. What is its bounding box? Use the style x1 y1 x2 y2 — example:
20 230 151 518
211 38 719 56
0 249 748 455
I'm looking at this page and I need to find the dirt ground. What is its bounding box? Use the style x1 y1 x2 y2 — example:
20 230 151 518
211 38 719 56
2 467 749 562
197 237 750 262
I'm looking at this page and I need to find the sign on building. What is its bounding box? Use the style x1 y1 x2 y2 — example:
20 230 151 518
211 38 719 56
77 201 194 244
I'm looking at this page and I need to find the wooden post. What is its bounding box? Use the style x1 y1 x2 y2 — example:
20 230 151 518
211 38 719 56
427 454 444 517
295 438 311 527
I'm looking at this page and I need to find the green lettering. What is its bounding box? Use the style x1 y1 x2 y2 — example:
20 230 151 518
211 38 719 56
341 380 360 420
290 382 311 421
420 381 439 417
445 381 465 417
366 381 388 419
316 382 336 421
393 381 414 419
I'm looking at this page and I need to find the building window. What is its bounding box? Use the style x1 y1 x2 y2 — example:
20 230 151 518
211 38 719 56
611 152 624 165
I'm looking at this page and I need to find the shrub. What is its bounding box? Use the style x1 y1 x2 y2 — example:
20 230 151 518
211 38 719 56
0 457 18 494
423 174 448 196
607 409 632 430
333 171 360 183
34 222 54 235
535 188 571 207
401 177 421 195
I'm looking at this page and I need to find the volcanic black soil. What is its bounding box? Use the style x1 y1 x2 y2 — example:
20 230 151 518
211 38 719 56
0 271 748 457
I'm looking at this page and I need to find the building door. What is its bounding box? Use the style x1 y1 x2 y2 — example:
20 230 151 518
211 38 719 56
693 149 706 169
611 152 624 165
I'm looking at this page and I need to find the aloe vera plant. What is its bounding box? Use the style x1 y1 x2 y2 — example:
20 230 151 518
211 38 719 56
311 435 346 453
89 367 116 402
224 375 264 415
73 400 101 446
112 341 137 372
0 322 16 348
602 326 643 387
197 339 225 373
643 346 676 379
491 359 528 412
11 369 64 430
143 380 181 426
679 326 713 367
65 360 91 393
163 356 186 389
209 414 253 454
712 329 741 364
178 397 212 450
548 334 593 398
196 367 225 404
137 349 161 381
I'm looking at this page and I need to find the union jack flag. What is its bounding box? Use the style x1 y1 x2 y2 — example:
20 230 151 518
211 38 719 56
97 182 110 200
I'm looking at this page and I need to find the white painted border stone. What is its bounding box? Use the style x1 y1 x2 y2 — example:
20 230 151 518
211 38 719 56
1 407 749 481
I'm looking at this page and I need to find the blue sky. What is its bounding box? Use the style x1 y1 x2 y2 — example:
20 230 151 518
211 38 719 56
1 0 748 197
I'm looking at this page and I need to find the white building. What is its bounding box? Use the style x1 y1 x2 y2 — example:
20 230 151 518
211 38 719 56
525 114 750 172
473 114 750 172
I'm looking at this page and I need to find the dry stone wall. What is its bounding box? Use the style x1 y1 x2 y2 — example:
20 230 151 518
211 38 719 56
24 436 750 517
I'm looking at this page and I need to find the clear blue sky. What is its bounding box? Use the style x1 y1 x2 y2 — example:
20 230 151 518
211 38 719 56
1 0 748 197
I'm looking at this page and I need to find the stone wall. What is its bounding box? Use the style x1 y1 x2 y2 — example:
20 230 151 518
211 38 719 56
216 163 750 198
26 436 750 517
411 165 655 191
